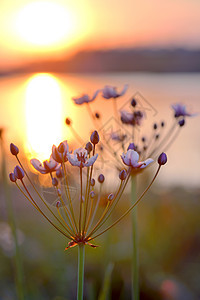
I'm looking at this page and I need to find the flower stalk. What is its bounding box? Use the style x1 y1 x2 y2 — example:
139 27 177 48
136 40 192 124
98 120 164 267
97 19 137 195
77 244 85 300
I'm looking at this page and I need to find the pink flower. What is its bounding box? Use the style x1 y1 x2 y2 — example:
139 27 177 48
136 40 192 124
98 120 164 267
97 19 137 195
68 148 98 168
121 149 153 169
52 140 69 163
31 157 60 174
72 90 99 105
102 84 128 99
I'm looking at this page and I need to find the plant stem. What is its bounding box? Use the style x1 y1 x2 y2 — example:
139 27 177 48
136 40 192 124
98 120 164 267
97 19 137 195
77 244 85 300
131 175 139 300
0 138 25 300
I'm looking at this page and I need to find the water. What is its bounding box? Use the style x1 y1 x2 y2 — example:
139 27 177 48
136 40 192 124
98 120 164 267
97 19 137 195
0 72 199 187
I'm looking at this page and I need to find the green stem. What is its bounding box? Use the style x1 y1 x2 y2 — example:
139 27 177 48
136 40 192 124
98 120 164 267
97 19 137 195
77 244 85 300
131 175 139 300
0 138 25 300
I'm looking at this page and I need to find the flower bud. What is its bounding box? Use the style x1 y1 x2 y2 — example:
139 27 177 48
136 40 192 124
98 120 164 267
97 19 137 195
10 143 19 156
131 98 137 107
90 191 95 198
9 173 16 182
98 174 105 183
52 177 58 186
119 169 127 180
14 166 25 180
90 130 100 145
127 143 136 151
153 123 157 130
179 119 185 127
141 137 146 143
57 189 62 197
158 152 167 165
56 169 63 178
58 142 65 153
65 118 71 126
90 178 95 186
95 112 100 119
56 200 61 208
85 142 93 154
108 193 114 201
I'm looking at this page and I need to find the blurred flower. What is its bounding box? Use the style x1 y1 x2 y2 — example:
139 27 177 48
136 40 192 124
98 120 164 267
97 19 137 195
172 103 195 118
72 90 99 105
120 110 144 126
102 84 128 99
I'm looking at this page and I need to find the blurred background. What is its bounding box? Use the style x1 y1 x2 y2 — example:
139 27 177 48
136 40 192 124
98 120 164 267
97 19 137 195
0 0 200 299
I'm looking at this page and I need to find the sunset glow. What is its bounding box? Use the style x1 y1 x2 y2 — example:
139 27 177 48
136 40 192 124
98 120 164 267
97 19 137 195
25 73 62 161
15 1 75 46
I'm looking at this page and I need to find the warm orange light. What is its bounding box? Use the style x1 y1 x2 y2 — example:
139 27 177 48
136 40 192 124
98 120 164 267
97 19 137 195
25 73 62 161
15 1 75 46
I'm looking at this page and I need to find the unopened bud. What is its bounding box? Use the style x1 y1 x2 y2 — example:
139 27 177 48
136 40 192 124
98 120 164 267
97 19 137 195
108 193 114 201
153 123 157 130
179 119 185 127
9 173 16 182
65 118 71 126
85 142 93 154
158 152 167 165
56 200 61 208
58 143 65 153
131 98 137 107
57 189 62 196
95 112 100 119
127 143 136 151
14 166 25 180
56 169 63 178
90 191 95 198
98 174 105 183
119 169 127 180
90 130 99 145
10 143 19 156
52 177 58 186
90 178 95 186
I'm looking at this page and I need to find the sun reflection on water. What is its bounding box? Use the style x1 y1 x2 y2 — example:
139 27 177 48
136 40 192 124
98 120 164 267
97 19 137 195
25 73 62 161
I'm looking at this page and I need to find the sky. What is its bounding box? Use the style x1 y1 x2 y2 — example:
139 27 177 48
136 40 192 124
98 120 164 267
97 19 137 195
0 0 200 69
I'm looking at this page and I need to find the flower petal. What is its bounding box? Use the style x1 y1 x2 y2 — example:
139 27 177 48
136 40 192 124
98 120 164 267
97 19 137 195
31 159 46 174
84 153 98 167
139 158 154 169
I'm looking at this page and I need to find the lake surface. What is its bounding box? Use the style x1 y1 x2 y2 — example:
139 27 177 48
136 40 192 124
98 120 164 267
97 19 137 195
0 72 199 187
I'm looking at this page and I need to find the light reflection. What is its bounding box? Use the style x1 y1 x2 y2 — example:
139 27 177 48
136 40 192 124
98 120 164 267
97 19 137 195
25 73 62 161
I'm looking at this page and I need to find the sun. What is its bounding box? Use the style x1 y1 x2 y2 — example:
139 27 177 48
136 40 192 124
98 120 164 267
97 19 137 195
15 1 75 46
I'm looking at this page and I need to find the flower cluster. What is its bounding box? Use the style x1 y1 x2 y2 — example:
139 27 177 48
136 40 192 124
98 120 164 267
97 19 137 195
69 85 195 170
9 132 166 249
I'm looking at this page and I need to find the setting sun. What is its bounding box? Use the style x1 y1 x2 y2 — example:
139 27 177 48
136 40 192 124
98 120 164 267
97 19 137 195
15 1 75 46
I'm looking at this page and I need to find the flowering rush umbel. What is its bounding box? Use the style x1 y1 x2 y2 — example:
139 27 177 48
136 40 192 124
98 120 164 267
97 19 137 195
69 86 195 172
9 132 166 249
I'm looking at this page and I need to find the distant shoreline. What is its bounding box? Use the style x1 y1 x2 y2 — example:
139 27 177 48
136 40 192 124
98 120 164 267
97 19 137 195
1 48 200 76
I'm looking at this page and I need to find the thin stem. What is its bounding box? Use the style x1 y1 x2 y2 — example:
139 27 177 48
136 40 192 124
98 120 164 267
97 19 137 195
89 165 161 240
21 180 72 239
79 167 83 233
77 244 85 300
131 176 139 300
1 142 25 300
62 162 78 232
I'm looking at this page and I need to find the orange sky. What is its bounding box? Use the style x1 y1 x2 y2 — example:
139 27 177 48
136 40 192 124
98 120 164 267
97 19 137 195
0 0 200 69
